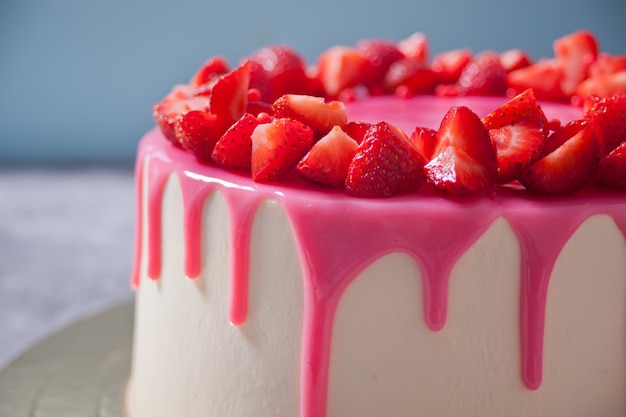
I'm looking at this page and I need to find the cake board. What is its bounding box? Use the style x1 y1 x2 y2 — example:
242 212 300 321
0 302 133 417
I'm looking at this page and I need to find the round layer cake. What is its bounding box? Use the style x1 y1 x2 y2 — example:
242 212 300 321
127 31 626 417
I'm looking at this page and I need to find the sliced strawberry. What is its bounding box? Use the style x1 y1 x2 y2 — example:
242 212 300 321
297 126 358 187
356 39 404 86
595 141 626 189
190 56 230 87
544 119 587 155
397 32 429 64
211 113 261 171
431 48 472 84
481 88 548 130
583 93 626 157
409 126 438 161
343 121 373 143
153 95 211 144
384 58 439 95
589 53 626 78
553 30 599 97
251 118 315 182
175 110 232 161
506 58 567 101
345 122 425 197
454 51 507 96
210 60 251 123
248 45 309 101
247 60 273 102
489 123 547 183
499 49 532 72
576 71 626 107
315 46 370 98
520 124 599 196
271 94 348 137
425 106 497 195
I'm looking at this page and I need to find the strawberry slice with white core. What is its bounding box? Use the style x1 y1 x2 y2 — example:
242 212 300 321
272 94 348 137
425 106 497 195
345 122 426 197
553 30 599 96
251 118 315 182
506 59 567 101
153 95 211 144
210 60 251 123
520 124 599 196
297 126 358 187
489 123 547 183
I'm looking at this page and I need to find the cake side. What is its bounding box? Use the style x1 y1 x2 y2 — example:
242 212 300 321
127 128 626 417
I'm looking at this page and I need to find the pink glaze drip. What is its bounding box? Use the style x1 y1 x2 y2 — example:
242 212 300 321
131 95 626 417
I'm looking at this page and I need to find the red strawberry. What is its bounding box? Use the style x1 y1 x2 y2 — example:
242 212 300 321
210 60 251 123
153 95 210 144
583 93 626 157
506 59 567 101
409 126 438 161
455 51 507 96
345 122 425 197
211 113 261 171
384 58 439 95
553 30 599 96
544 119 588 154
481 88 548 130
489 124 547 183
190 56 230 87
397 32 429 64
248 45 309 101
251 118 315 182
315 46 370 97
247 60 273 103
175 110 232 161
356 39 404 86
271 94 348 137
343 121 373 143
595 141 626 189
424 106 497 195
499 49 532 72
431 48 472 84
520 124 599 196
297 126 358 187
589 53 626 78
576 71 626 107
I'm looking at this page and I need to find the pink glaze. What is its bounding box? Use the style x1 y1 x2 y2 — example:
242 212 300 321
130 95 626 417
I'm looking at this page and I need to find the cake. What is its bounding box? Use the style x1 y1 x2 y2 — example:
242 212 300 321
126 30 626 416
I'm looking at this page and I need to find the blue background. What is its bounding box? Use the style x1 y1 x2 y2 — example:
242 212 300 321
1 0 625 164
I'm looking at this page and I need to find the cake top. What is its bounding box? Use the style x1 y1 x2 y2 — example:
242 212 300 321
151 30 626 198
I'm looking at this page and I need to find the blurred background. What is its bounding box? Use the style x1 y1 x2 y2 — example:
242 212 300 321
0 0 625 369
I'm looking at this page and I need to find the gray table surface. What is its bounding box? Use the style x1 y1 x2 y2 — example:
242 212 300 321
0 166 136 370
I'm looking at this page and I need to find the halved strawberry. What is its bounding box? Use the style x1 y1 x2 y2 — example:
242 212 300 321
271 94 348 137
190 56 230 87
506 59 567 101
210 60 251 123
519 124 599 196
397 32 429 64
489 123 547 183
315 46 370 97
153 95 210 144
297 126 358 187
175 110 232 161
481 88 548 130
251 118 315 182
409 126 438 161
589 53 626 78
384 58 439 95
345 122 425 197
553 30 599 97
595 141 626 189
455 51 507 96
356 39 404 86
583 93 626 157
424 106 497 195
499 49 532 72
576 71 626 107
248 45 309 101
431 48 472 84
211 113 261 171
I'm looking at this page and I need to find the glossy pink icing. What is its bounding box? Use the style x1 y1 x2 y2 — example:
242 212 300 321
131 95 626 417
